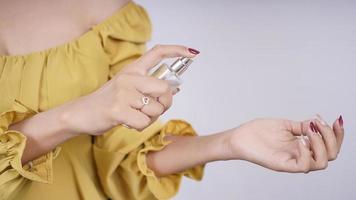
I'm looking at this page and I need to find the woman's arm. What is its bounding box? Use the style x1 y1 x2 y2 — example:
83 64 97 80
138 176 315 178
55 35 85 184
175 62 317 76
8 45 198 164
146 130 232 177
147 116 345 176
10 103 79 164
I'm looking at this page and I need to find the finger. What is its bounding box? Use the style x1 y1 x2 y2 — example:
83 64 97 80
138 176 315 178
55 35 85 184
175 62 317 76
316 114 329 126
132 44 199 75
283 138 312 173
126 90 147 110
314 118 338 161
140 96 165 118
172 87 180 95
296 134 311 150
126 90 165 115
157 91 173 112
333 115 344 153
307 122 329 171
285 120 310 136
150 116 160 124
316 115 344 150
132 76 171 97
121 108 151 131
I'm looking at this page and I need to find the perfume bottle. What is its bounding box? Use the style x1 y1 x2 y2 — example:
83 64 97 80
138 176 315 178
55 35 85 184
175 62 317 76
149 57 193 87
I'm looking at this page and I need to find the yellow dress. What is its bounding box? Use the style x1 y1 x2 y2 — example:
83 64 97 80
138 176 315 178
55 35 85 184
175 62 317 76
0 2 204 200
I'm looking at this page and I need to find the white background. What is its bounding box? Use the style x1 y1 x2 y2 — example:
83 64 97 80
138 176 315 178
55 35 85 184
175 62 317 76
136 1 356 199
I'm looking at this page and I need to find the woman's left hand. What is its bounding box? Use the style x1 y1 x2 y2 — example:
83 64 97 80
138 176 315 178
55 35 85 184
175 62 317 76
226 115 344 173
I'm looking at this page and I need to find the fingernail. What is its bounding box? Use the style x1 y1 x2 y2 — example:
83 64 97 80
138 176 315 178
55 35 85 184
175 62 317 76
188 48 200 55
313 122 321 133
310 122 321 136
310 122 316 133
338 115 343 127
172 87 180 95
309 122 314 132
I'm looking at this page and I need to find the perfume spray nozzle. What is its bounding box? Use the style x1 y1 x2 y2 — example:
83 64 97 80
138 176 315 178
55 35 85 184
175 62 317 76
169 57 193 76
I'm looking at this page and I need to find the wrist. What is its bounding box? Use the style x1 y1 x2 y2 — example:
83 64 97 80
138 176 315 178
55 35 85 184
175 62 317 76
57 102 85 136
203 128 243 162
218 127 246 161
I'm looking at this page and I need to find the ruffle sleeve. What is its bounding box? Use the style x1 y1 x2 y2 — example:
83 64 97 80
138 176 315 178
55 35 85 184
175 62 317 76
136 120 205 199
92 2 152 79
93 120 204 200
0 99 61 199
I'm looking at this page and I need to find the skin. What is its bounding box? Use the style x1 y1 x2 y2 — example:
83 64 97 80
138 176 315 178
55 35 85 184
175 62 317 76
0 0 345 182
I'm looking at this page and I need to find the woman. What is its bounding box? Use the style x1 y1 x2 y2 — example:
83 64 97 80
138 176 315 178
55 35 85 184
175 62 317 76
0 0 345 199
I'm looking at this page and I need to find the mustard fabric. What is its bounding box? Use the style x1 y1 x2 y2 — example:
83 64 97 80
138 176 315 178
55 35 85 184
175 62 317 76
0 2 204 200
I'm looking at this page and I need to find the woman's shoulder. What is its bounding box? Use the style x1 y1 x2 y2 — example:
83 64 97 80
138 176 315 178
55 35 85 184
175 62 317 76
0 0 132 57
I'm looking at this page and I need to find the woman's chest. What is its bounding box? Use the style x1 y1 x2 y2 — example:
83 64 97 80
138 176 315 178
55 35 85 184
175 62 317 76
0 0 129 56
0 44 110 113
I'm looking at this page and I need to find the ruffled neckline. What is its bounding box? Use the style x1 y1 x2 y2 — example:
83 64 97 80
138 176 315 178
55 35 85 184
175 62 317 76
0 1 140 60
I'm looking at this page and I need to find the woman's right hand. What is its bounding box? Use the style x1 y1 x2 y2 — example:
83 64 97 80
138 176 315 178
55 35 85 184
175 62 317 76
61 45 199 135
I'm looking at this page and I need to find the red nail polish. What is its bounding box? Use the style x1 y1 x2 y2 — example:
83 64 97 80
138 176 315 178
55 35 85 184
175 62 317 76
310 122 316 133
338 115 343 127
188 48 200 54
309 122 314 132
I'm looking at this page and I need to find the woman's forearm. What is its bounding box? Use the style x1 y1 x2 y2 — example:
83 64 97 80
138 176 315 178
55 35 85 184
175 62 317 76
146 129 235 177
9 103 78 164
